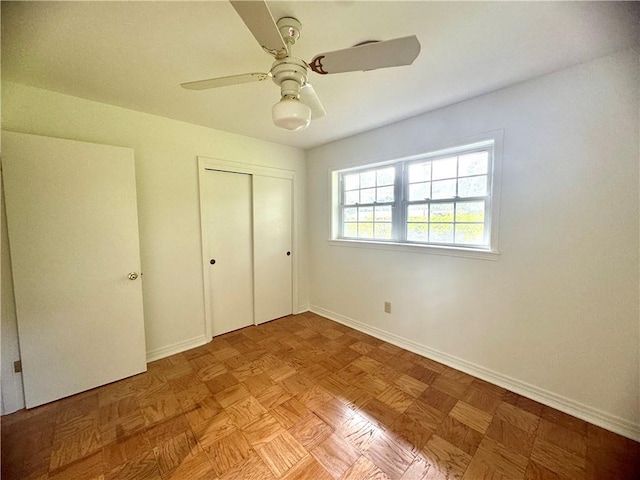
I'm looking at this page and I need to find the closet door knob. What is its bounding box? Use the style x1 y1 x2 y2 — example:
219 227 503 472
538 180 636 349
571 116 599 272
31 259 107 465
210 259 216 265
286 251 291 256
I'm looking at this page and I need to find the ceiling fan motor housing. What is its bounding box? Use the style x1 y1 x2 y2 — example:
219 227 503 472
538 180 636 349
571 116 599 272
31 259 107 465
271 57 308 99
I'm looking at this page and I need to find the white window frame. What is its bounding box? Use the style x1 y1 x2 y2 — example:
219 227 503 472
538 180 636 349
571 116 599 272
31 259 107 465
329 132 502 260
340 164 398 241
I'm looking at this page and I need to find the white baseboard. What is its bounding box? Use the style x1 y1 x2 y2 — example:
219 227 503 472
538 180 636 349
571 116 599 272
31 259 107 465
297 304 310 314
146 335 209 363
309 305 640 442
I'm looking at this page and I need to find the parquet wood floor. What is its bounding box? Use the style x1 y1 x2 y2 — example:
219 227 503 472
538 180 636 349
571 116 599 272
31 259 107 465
2 312 639 479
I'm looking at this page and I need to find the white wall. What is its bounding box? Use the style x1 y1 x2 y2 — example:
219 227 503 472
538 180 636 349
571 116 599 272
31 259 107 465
306 49 640 440
1 81 308 413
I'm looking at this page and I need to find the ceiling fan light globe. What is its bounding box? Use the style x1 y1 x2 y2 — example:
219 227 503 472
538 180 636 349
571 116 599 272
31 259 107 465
272 98 311 131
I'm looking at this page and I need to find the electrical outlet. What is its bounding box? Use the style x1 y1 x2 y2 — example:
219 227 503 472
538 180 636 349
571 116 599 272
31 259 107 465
384 301 391 314
14 360 22 373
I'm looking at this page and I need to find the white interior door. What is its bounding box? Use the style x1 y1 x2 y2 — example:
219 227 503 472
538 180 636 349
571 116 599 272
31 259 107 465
253 175 293 324
2 131 147 408
203 169 254 336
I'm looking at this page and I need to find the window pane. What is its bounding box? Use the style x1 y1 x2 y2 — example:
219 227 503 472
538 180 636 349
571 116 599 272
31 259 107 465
407 204 428 222
360 188 375 204
430 203 454 222
343 223 357 237
345 190 359 205
344 173 359 191
343 207 357 222
375 205 392 222
358 223 374 238
455 224 484 245
374 223 392 240
458 152 488 177
407 223 428 241
430 223 454 243
360 170 376 188
376 167 395 186
409 163 431 183
431 179 456 199
432 157 457 180
358 206 373 221
458 176 487 197
376 186 394 203
455 201 485 222
409 182 430 201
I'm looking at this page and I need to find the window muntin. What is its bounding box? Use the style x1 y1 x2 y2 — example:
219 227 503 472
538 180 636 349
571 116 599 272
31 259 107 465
338 142 494 249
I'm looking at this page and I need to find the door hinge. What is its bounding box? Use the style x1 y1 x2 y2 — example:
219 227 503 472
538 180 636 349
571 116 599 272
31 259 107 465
14 360 22 373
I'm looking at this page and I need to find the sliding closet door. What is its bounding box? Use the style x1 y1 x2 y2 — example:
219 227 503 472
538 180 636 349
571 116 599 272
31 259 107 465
202 169 254 336
253 175 293 324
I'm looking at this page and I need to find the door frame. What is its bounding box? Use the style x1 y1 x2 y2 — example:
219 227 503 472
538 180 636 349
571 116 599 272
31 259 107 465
197 156 298 340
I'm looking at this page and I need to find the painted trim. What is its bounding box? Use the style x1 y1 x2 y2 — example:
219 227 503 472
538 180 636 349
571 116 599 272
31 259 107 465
327 239 500 261
146 335 208 363
309 305 640 442
297 304 310 314
198 157 296 180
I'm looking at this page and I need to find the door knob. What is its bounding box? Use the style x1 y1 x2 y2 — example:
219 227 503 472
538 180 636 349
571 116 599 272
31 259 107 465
210 259 216 265
128 272 139 280
286 251 291 256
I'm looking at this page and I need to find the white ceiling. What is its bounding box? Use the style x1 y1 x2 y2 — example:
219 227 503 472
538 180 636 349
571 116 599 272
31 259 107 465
2 1 638 149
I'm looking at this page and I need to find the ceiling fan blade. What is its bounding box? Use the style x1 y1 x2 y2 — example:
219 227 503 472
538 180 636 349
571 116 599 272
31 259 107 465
299 84 326 120
181 72 270 90
309 35 421 75
230 0 287 57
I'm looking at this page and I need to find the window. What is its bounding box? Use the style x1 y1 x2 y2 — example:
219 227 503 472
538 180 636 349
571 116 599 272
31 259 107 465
334 137 500 253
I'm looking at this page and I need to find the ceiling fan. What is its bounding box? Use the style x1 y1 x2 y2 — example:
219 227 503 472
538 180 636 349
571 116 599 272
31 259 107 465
181 0 421 131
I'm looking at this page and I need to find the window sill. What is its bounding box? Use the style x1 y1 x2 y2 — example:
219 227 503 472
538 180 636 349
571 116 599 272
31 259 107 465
327 238 501 260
